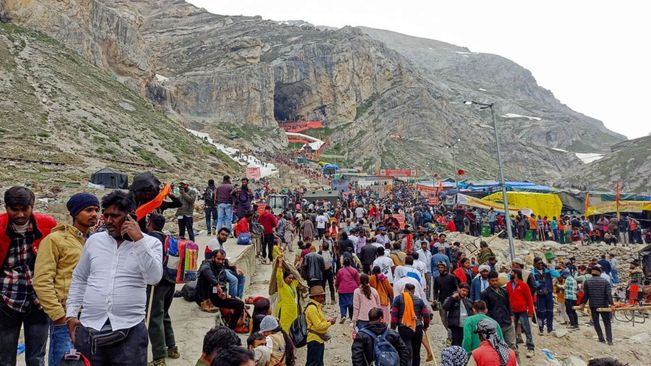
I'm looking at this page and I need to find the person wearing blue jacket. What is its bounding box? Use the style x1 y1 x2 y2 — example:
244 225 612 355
470 265 491 302
431 246 451 278
531 257 560 335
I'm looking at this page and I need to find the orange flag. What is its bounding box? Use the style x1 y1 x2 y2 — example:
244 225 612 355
615 182 621 220
136 183 172 221
584 192 591 216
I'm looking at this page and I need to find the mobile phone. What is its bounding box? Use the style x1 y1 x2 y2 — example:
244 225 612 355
122 212 138 241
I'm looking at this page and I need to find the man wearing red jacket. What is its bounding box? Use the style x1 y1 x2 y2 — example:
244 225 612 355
257 206 277 264
0 186 57 365
506 268 536 358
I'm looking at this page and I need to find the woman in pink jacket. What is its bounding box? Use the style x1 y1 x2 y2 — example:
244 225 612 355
335 257 360 323
352 274 381 330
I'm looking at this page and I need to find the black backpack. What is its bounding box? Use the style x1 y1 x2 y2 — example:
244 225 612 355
203 186 216 203
289 303 316 348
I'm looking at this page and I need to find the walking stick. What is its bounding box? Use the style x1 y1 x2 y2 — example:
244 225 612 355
422 331 436 365
145 285 156 330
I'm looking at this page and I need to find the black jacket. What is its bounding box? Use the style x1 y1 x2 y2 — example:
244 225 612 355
480 286 513 327
351 322 410 366
196 259 233 303
360 244 377 266
442 296 474 328
433 272 458 303
580 275 613 309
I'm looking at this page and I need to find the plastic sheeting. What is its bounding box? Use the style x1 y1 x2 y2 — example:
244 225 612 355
586 201 651 216
483 192 562 219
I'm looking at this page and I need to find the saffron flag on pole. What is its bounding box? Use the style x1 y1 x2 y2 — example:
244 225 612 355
615 182 621 220
584 192 591 216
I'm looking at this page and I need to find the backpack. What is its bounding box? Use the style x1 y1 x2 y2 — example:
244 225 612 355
203 186 216 203
179 280 197 302
423 211 433 223
289 303 316 348
358 328 400 366
237 232 253 245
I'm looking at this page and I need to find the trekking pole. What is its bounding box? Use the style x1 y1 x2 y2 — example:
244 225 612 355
145 285 155 330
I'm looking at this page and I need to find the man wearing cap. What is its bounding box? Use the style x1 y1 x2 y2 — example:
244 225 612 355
470 265 491 302
65 190 163 365
258 316 288 366
305 285 336 366
0 186 57 366
577 264 614 345
34 192 99 366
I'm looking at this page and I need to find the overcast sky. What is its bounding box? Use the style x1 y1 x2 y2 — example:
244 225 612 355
188 0 650 140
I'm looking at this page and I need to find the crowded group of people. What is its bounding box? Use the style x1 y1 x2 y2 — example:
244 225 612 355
1 173 643 366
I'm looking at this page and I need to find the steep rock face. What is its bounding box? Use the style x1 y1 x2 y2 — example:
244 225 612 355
1 0 154 91
132 1 408 129
359 27 626 153
1 0 628 183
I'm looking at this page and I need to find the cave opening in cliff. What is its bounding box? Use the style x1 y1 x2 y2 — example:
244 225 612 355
274 82 307 122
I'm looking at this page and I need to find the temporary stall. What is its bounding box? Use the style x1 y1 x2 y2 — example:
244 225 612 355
90 168 128 189
483 192 562 219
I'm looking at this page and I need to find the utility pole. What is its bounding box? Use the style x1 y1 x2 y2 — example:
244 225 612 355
465 101 515 261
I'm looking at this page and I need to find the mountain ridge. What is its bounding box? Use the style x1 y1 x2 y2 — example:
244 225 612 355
0 0 633 186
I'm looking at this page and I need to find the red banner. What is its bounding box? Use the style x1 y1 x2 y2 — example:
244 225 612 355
416 184 437 193
377 169 419 177
246 167 261 181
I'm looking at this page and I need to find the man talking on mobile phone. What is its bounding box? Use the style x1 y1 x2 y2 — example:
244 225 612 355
65 190 163 365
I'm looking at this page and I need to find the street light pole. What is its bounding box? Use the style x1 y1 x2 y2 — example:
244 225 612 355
465 101 516 261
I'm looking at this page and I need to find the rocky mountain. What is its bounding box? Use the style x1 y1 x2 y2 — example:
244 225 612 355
565 136 651 193
358 27 625 153
0 0 628 183
0 21 239 187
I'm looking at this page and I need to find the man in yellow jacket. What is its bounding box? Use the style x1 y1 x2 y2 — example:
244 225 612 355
305 285 336 366
33 193 99 366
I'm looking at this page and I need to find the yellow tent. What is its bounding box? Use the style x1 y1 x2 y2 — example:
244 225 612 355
586 201 651 217
483 192 562 219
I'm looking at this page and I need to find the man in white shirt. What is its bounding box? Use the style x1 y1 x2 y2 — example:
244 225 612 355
394 256 426 289
355 205 366 221
315 212 327 239
372 247 394 284
416 240 433 300
66 191 163 365
374 227 390 247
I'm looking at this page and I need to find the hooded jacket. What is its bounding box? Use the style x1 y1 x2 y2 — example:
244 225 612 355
0 212 57 267
33 224 86 321
351 322 410 366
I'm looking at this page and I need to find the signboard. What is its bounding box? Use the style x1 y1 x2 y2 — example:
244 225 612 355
246 166 261 181
416 184 437 193
377 169 419 177
457 194 531 216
